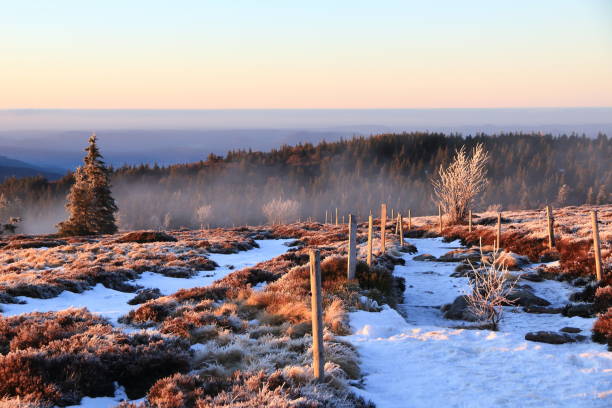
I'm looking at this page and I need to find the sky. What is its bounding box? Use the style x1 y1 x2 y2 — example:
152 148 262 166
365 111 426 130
1 0 611 109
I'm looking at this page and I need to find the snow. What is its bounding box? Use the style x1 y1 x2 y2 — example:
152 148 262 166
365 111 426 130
1 284 134 323
345 238 612 408
64 384 145 408
1 239 291 323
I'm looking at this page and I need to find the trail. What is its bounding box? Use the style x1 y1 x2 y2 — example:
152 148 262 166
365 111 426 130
345 237 611 408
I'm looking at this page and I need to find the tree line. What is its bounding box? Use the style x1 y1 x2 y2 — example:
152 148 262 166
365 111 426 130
0 132 610 233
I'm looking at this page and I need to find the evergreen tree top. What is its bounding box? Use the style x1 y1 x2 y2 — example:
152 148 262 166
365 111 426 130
85 133 104 167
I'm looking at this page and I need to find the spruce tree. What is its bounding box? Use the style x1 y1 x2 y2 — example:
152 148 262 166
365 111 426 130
57 166 94 235
84 133 118 234
57 134 118 236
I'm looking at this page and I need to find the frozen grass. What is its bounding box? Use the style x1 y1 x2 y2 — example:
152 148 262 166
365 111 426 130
0 222 389 407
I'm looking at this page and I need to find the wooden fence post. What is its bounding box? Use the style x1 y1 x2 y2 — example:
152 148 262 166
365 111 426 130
398 213 404 248
591 210 603 281
408 209 411 231
347 214 357 280
335 208 338 226
391 208 394 221
325 210 328 224
468 209 472 233
438 204 443 234
380 203 387 254
546 205 555 249
367 214 373 266
342 215 345 225
309 250 324 381
496 212 502 251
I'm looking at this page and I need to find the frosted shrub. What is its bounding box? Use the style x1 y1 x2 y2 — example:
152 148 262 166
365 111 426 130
262 198 301 225
465 249 516 330
432 144 489 225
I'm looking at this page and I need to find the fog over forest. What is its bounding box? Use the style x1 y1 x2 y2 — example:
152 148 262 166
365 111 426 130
1 132 609 235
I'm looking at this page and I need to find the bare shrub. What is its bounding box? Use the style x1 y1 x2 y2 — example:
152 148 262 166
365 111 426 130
432 144 489 225
262 199 301 225
464 250 516 330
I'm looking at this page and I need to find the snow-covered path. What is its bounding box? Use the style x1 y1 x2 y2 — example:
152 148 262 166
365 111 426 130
345 238 612 408
1 239 292 323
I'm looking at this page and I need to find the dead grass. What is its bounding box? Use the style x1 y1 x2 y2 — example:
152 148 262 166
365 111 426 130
0 221 407 407
0 310 191 406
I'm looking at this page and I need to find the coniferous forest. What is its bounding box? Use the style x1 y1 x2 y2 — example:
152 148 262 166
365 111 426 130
1 132 610 233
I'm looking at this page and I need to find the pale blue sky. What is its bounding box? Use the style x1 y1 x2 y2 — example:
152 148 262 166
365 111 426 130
1 0 611 108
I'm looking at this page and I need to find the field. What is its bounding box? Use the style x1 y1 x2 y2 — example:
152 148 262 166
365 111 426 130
0 204 610 407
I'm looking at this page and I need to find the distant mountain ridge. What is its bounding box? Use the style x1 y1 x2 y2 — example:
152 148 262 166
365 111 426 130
0 155 64 181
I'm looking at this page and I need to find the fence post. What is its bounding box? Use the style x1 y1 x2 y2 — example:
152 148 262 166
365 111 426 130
309 250 325 381
591 210 603 281
546 205 555 249
325 210 328 224
468 209 472 233
347 214 357 279
496 212 502 251
335 208 338 225
398 213 404 248
367 214 373 266
438 204 443 234
380 203 387 254
408 209 411 231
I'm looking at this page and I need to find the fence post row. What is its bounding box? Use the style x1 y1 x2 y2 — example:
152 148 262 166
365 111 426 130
546 205 555 249
347 214 357 280
309 250 325 381
591 210 603 281
380 203 387 254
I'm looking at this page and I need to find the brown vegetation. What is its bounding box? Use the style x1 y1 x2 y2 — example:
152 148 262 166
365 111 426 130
0 309 190 405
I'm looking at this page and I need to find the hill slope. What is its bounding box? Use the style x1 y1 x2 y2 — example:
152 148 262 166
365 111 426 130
0 155 63 182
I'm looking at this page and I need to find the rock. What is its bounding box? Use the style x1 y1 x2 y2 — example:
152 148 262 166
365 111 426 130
496 252 530 270
560 327 582 333
562 303 595 318
523 306 563 314
539 251 560 263
413 254 437 262
400 244 418 254
521 272 543 282
450 263 475 278
128 288 162 305
525 331 587 344
437 249 481 263
571 277 591 287
506 288 551 307
442 295 478 322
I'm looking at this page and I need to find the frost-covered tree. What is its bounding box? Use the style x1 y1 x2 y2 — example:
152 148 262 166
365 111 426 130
84 133 118 234
432 144 489 224
556 184 570 207
262 198 301 225
57 134 118 236
196 204 213 226
596 185 609 205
